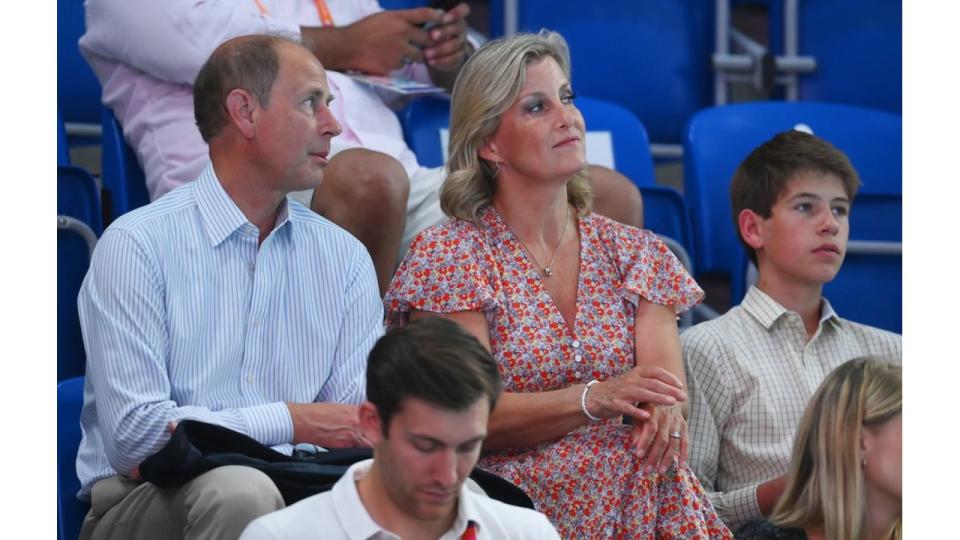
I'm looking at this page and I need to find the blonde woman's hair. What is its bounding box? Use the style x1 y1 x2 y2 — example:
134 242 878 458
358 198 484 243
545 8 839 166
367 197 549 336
771 358 902 540
441 30 593 223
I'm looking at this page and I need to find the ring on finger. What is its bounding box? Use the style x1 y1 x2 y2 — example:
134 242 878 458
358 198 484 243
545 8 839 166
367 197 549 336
669 431 682 439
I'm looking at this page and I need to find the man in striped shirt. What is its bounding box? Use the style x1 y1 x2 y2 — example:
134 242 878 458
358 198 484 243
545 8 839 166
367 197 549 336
682 131 901 530
75 35 384 539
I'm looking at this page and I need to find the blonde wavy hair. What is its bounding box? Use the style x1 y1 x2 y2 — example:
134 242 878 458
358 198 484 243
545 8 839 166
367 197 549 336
771 358 902 540
440 30 593 223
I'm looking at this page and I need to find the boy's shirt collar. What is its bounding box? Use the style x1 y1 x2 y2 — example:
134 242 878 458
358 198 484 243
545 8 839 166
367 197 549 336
742 285 840 331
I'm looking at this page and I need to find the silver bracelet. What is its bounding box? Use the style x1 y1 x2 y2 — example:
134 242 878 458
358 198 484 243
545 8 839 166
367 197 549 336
580 380 602 422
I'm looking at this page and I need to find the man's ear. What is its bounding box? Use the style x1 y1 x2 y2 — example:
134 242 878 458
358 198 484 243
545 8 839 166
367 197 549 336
738 209 765 251
358 401 384 445
224 88 258 139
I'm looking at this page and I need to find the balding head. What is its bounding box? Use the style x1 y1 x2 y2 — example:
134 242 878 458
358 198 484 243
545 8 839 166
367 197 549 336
193 34 308 143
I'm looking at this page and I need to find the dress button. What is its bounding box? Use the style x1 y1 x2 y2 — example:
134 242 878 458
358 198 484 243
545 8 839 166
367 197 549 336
247 375 255 385
572 340 581 348
574 354 583 362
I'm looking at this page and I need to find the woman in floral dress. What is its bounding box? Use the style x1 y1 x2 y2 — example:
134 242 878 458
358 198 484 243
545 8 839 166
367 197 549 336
384 31 731 539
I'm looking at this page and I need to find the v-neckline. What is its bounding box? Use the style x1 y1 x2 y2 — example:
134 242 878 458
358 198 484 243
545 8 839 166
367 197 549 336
487 207 585 338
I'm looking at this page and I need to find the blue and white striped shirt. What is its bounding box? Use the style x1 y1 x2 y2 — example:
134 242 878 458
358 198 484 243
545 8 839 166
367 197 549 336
76 164 384 499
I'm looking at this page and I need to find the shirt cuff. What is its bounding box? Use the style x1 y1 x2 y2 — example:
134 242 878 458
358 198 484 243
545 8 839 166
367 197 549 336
238 402 294 447
708 484 764 530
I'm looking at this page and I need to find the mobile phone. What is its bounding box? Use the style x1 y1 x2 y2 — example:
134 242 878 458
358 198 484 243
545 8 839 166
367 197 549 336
422 0 461 32
430 0 462 10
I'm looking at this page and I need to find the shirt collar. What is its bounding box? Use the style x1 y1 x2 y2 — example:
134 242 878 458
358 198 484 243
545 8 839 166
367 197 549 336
449 482 483 538
742 286 841 330
819 296 839 324
331 460 479 540
194 163 295 247
331 460 390 540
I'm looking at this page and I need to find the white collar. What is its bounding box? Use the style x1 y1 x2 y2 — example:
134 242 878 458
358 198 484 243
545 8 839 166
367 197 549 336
331 459 482 540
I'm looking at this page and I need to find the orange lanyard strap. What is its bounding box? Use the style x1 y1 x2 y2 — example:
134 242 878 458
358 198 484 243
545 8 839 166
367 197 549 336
461 522 477 540
253 0 331 27
314 0 335 27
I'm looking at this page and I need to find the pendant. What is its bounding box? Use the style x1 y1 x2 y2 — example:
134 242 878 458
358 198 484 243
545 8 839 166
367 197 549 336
543 267 552 277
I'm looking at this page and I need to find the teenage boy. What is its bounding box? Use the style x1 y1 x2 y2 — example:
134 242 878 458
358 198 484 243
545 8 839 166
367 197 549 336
681 130 901 529
240 317 560 539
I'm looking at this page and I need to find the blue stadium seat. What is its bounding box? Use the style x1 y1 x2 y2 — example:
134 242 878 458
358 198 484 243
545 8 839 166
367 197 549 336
573 97 693 252
683 101 902 281
378 0 428 8
101 109 150 224
58 167 101 381
739 239 901 333
58 0 102 126
58 166 102 235
402 95 693 250
58 376 89 540
823 242 901 333
402 95 451 169
797 0 901 114
489 1 714 145
58 110 70 166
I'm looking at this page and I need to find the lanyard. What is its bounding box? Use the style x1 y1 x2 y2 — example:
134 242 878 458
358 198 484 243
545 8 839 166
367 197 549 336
313 0 335 27
461 523 477 540
252 0 333 27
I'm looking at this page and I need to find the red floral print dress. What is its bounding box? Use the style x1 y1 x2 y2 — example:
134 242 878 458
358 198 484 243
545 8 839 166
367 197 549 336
384 208 731 539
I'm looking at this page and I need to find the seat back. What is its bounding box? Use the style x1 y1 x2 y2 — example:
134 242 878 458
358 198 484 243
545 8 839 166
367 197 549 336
402 96 451 169
58 110 70 166
58 166 102 235
797 0 902 114
822 241 901 333
684 100 901 277
58 377 90 540
58 0 102 125
573 98 694 251
101 108 150 224
402 95 694 250
58 167 101 381
378 0 429 8
489 0 713 144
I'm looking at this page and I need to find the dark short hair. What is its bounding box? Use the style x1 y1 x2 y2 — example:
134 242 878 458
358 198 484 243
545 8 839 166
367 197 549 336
366 317 502 435
193 34 296 143
730 130 861 266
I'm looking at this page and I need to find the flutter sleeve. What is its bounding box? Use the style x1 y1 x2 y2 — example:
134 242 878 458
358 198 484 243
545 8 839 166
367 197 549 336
384 221 500 328
599 218 704 313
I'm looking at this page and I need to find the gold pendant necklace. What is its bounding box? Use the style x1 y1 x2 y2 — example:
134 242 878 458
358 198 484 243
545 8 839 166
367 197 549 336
509 206 571 278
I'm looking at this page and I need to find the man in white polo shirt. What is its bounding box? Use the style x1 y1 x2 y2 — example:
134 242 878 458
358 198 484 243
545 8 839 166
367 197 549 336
240 317 559 540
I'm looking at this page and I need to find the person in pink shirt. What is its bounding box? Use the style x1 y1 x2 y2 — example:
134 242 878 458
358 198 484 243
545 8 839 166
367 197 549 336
80 0 643 293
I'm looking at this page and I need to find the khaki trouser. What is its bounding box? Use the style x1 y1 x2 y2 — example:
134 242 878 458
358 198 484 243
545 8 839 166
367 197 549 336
79 465 284 540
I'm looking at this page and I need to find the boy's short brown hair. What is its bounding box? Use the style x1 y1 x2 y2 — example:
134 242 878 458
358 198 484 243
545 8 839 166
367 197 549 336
730 130 861 266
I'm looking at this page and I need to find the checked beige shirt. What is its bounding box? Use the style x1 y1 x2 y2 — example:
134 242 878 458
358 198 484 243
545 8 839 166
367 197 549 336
681 286 901 529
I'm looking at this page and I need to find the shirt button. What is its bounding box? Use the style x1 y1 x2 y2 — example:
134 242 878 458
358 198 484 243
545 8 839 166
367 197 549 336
252 320 260 327
572 340 581 348
248 262 255 271
574 354 583 362
247 375 255 385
